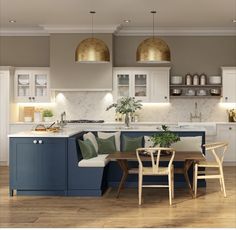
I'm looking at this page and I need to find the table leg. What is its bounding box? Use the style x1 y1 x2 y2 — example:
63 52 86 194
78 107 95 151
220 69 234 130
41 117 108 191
116 160 129 198
183 160 194 197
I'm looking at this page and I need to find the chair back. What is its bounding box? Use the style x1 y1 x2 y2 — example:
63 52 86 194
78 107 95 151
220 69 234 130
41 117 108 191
136 147 175 174
204 142 228 164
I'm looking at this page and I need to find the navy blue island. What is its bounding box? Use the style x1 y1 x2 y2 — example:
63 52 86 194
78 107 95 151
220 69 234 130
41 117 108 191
9 126 206 197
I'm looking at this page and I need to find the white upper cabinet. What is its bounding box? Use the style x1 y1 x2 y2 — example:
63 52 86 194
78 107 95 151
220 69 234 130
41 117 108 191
149 68 170 103
113 68 150 102
221 67 236 103
14 68 50 103
113 67 170 103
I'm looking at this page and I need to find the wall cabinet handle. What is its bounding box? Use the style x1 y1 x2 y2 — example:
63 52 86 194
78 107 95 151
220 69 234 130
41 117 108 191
229 127 232 130
164 96 167 99
38 140 43 144
225 97 228 101
29 97 32 100
32 97 35 100
33 140 38 144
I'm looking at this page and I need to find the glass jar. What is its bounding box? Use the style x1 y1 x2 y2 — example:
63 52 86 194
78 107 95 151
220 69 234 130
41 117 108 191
200 73 207 85
185 73 192 85
193 74 199 85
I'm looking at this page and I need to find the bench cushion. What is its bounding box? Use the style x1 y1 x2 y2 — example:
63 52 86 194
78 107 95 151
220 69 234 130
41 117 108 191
171 136 202 152
78 154 110 167
98 131 121 151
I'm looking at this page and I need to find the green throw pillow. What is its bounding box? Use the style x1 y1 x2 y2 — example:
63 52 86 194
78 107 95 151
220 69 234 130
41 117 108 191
78 139 97 159
123 136 143 151
96 136 117 154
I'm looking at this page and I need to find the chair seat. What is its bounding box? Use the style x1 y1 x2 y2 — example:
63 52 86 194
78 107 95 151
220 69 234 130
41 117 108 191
141 167 169 175
196 161 220 168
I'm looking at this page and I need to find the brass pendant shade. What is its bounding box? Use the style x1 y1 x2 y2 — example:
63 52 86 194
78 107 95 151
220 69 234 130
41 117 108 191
136 37 171 63
75 11 110 63
136 10 171 63
75 38 110 63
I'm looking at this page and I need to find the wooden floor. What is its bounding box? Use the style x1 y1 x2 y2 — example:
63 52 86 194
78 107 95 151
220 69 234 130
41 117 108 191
0 166 236 228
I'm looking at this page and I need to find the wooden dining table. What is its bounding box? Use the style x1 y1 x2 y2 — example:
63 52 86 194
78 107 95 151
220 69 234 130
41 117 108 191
107 151 205 198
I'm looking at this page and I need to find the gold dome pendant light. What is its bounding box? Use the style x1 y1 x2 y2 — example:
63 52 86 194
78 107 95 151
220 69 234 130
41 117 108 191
75 11 110 63
136 11 171 63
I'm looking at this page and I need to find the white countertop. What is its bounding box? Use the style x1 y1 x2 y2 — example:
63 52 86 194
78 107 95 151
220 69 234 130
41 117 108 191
8 127 82 138
8 126 206 138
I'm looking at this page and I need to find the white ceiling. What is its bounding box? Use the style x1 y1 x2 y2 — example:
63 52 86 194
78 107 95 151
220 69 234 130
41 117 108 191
0 0 236 35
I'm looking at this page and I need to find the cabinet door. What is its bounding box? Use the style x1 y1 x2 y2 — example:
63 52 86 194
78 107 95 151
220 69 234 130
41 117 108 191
14 70 33 102
222 69 236 103
11 138 39 188
216 125 236 162
10 138 67 190
33 70 50 102
114 70 131 99
38 138 67 190
149 70 169 103
132 71 149 102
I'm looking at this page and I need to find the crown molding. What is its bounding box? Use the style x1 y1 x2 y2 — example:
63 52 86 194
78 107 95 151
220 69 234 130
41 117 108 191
41 24 120 33
115 26 236 36
0 25 235 36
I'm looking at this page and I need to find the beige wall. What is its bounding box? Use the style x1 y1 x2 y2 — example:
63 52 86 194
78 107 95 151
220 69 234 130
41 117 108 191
114 36 236 76
1 35 235 78
0 36 50 67
50 34 113 89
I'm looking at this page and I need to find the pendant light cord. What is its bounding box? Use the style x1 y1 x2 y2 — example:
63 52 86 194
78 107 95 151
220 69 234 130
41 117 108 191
151 10 156 39
90 11 96 39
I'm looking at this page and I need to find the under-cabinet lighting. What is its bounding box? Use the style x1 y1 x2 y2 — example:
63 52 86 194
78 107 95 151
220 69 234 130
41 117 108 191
142 102 171 106
232 19 236 23
219 103 236 108
9 20 16 23
103 93 113 103
17 102 55 107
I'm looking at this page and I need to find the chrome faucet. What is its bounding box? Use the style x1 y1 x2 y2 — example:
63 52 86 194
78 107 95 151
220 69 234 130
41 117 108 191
190 102 202 122
59 111 67 128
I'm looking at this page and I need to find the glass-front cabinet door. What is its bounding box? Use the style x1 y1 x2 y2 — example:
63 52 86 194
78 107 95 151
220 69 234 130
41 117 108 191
117 74 130 97
33 71 49 101
134 73 148 100
132 71 149 102
15 71 33 102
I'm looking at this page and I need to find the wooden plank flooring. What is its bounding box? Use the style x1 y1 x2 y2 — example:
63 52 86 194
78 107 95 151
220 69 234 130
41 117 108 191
0 166 236 227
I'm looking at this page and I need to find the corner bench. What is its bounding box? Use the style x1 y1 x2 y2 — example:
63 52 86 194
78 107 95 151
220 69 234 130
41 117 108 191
67 130 206 197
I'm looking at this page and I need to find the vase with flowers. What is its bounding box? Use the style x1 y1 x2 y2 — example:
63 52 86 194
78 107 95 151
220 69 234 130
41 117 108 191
106 97 143 127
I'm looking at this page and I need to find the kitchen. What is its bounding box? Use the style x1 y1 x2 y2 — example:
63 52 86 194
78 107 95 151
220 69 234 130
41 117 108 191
0 0 236 228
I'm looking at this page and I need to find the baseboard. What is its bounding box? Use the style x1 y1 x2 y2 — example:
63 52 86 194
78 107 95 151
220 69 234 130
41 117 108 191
223 162 236 166
0 161 8 166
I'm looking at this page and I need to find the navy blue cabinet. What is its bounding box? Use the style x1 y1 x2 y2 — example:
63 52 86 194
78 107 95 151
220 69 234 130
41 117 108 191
9 137 67 196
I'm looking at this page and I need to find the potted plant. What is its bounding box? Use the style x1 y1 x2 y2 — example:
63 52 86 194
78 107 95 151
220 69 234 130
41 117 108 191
150 125 180 152
42 109 54 122
106 97 143 127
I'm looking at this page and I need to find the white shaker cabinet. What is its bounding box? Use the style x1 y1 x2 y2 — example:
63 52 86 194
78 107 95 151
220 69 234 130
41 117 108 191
216 124 236 163
149 68 170 103
14 67 50 103
113 67 170 103
221 67 236 103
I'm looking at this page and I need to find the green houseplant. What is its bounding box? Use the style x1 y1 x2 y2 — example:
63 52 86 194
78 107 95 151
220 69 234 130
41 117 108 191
42 109 53 122
106 97 143 127
150 125 180 148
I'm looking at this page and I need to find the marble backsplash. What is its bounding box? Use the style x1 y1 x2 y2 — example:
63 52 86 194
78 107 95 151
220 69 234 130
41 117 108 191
52 91 231 122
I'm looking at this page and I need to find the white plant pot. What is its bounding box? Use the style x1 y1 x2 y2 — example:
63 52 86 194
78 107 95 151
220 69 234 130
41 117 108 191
44 117 53 122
